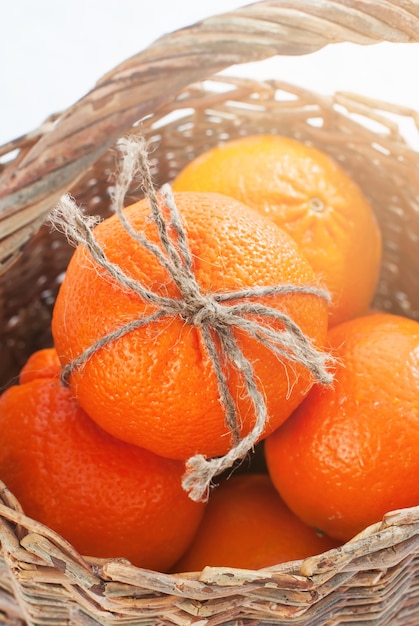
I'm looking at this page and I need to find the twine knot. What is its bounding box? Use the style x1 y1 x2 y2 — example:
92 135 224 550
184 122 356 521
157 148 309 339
51 136 335 502
184 295 224 327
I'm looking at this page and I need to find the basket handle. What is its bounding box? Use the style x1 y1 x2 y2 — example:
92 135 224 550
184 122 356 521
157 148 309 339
1 0 418 272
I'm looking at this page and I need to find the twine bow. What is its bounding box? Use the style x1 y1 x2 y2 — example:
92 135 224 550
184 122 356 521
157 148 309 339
51 136 334 501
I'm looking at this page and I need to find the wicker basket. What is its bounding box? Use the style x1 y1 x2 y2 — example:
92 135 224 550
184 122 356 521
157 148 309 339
1 1 419 624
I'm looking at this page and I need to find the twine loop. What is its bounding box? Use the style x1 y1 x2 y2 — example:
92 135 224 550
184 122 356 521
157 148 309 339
51 136 334 502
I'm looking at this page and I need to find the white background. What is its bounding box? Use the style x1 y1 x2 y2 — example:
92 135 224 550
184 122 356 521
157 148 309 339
1 0 418 149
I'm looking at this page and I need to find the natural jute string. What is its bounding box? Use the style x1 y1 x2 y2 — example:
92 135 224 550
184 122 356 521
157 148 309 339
51 136 334 501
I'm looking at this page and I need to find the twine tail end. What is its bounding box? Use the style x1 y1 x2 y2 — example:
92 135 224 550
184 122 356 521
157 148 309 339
182 454 221 503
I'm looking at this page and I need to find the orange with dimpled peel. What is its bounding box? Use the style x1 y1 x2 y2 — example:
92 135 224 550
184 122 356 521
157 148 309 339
51 189 331 467
174 473 341 572
172 134 382 327
0 349 206 571
265 312 419 542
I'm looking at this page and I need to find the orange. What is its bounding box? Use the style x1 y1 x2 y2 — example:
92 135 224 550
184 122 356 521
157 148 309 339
51 191 330 461
174 474 340 572
172 134 382 327
265 312 419 542
0 358 205 571
19 347 61 383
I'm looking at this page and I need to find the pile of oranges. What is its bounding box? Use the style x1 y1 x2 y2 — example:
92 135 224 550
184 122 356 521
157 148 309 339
1 133 419 574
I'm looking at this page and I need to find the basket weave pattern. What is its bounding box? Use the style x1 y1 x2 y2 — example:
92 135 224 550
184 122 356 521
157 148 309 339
1 1 419 624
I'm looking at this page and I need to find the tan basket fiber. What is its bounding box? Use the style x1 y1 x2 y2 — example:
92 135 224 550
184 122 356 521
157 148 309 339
1 1 419 624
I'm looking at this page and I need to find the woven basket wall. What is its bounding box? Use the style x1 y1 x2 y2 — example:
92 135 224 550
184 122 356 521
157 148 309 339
1 1 419 624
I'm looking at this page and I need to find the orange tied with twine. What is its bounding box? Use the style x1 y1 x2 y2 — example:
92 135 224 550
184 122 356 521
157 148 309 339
51 136 334 501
